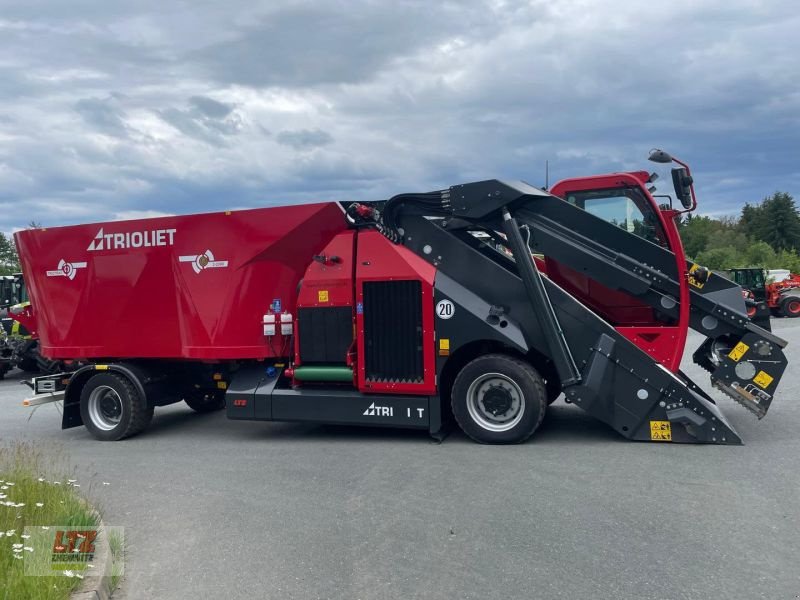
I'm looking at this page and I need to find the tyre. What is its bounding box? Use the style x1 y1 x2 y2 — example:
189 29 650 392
184 390 225 413
780 296 800 318
451 354 547 444
80 372 153 441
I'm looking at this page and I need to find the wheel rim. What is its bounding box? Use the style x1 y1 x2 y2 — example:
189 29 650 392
466 372 525 432
789 300 800 314
88 385 123 431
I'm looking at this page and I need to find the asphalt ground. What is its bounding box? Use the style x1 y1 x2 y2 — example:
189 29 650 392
1 320 799 599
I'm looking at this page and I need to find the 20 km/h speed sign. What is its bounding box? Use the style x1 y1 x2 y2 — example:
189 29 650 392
436 299 455 319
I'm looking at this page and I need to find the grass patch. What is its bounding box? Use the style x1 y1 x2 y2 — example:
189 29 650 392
108 528 124 590
0 442 98 600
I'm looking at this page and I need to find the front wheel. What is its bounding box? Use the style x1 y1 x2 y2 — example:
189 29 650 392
780 296 800 318
451 354 547 444
80 372 153 441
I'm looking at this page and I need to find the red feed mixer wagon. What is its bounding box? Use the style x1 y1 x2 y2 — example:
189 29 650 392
16 150 789 445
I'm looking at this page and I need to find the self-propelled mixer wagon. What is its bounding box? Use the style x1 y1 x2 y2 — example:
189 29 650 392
16 150 788 444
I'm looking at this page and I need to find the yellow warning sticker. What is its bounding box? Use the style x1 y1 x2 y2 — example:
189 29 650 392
753 370 774 389
439 338 450 356
650 420 672 441
687 263 708 289
728 341 749 362
217 381 227 390
318 290 329 303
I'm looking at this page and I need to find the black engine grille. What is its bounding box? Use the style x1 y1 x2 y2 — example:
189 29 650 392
362 280 424 384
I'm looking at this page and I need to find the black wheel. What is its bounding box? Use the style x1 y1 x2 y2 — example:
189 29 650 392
451 354 547 444
780 296 800 318
184 390 225 413
80 372 153 441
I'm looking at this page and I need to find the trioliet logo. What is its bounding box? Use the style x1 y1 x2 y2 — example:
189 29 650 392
87 227 176 251
46 259 87 280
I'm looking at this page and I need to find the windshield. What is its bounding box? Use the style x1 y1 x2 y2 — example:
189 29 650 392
563 186 668 247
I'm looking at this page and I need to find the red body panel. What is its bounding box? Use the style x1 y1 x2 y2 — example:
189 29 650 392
355 231 437 395
550 172 690 371
294 232 357 371
15 203 347 360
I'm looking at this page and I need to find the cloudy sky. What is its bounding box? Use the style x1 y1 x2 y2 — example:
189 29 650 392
0 0 798 232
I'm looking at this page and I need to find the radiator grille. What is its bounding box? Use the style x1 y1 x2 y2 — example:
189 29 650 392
362 280 424 384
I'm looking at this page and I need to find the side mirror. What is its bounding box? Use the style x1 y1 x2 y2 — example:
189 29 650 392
671 167 693 209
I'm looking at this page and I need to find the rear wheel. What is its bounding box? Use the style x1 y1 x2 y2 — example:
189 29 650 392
451 354 547 444
184 390 225 413
80 372 153 441
780 296 800 318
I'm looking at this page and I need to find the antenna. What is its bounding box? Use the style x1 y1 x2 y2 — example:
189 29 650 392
544 160 549 190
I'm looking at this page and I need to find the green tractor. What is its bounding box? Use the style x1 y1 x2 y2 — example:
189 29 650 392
0 273 56 378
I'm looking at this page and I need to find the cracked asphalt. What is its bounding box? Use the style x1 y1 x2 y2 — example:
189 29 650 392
1 320 799 599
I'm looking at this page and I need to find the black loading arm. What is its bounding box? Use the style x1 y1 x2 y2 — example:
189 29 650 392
371 179 789 444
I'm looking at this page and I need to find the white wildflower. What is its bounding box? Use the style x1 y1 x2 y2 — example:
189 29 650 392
12 554 22 560
41 526 50 530
63 570 75 577
6 482 14 486
53 481 61 485
35 503 44 507
6 530 15 536
0 494 6 499
76 573 84 579
15 503 25 508
24 546 33 552
72 484 80 488
12 547 22 553
67 479 77 484
20 534 30 539
37 477 45 482
0 486 7 490
12 543 23 549
87 564 95 569
102 482 110 486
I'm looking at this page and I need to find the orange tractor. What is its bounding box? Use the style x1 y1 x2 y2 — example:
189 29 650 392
729 268 800 318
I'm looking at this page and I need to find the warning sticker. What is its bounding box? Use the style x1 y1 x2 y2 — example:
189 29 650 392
753 370 774 389
728 341 749 362
687 264 708 289
318 290 329 303
439 338 450 356
650 420 672 441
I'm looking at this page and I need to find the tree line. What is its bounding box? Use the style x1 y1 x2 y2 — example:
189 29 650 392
679 191 800 272
0 222 41 276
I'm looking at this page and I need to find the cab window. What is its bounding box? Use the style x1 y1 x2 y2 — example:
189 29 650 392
565 187 667 247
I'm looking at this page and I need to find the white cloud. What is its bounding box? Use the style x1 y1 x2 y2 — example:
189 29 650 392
0 0 796 233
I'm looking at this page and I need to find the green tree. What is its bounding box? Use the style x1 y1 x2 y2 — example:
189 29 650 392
747 192 800 252
743 240 777 267
696 246 744 270
0 233 20 276
739 202 767 241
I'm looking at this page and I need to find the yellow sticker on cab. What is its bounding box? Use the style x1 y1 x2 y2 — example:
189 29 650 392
650 420 672 441
753 370 774 389
728 341 749 362
318 290 329 303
